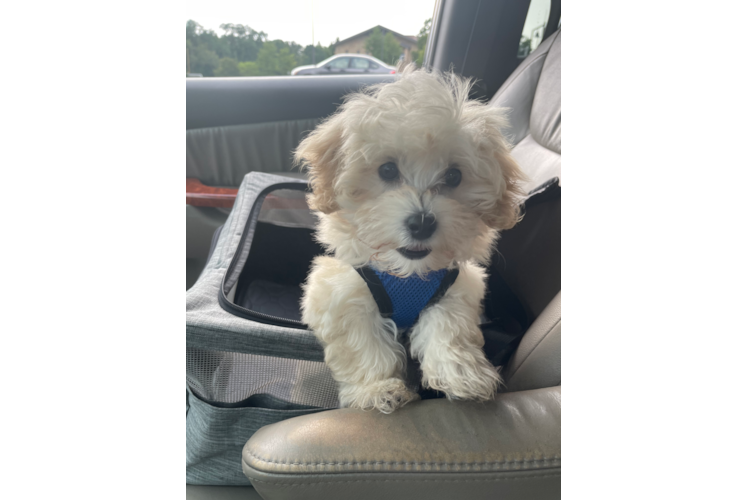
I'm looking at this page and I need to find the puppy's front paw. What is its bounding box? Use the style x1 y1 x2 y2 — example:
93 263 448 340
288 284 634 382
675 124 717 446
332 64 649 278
423 356 503 402
340 378 419 414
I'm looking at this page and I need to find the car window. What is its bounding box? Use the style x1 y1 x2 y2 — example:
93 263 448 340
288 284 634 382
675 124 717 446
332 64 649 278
351 58 370 69
185 0 436 77
316 54 339 67
328 57 350 69
369 61 380 69
517 0 551 58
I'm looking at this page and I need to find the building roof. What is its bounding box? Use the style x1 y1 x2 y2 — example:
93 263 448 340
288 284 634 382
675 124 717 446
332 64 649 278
335 25 417 48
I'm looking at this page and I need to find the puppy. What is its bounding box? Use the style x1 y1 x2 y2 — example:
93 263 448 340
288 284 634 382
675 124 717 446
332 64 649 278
296 66 527 413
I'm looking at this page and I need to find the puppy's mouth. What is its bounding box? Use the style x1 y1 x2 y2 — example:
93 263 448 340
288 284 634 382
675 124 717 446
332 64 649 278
397 245 431 260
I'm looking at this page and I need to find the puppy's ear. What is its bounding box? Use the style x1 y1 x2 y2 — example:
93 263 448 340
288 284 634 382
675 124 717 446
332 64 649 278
483 149 528 230
473 108 529 230
294 114 345 214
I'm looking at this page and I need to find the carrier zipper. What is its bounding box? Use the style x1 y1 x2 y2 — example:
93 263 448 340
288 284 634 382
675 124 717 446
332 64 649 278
219 181 311 330
218 286 307 329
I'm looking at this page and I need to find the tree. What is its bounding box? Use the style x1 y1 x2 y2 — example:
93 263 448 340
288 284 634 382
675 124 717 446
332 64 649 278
238 61 260 76
219 23 267 62
187 41 220 76
297 42 335 66
186 20 234 76
410 18 432 67
215 57 240 77
256 42 297 75
186 19 336 77
187 20 231 59
365 27 403 65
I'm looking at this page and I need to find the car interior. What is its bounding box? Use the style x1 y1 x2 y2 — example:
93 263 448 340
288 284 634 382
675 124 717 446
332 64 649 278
186 0 561 498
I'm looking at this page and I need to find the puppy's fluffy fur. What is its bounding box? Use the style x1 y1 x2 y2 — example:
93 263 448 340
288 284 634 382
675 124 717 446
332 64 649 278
297 67 527 413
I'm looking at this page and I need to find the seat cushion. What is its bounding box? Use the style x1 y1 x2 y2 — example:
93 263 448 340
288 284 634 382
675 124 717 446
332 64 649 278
503 292 561 392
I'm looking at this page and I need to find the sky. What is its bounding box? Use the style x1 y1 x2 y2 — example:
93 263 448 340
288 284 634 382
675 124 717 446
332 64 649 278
186 0 437 47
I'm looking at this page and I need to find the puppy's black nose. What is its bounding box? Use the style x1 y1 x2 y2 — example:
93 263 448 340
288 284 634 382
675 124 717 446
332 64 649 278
405 212 437 240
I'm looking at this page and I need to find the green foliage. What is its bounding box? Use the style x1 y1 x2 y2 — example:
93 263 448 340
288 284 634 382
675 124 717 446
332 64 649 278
186 42 220 76
215 57 240 77
410 18 432 67
256 42 297 75
186 20 231 60
365 27 403 65
297 43 335 66
518 36 532 58
418 18 432 42
219 23 267 62
238 61 260 76
186 19 337 77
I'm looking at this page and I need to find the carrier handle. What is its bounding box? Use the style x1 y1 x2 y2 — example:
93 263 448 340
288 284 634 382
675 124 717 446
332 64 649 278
186 178 238 208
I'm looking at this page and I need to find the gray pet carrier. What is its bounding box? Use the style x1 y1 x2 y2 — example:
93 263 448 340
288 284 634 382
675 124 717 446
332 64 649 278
186 172 339 485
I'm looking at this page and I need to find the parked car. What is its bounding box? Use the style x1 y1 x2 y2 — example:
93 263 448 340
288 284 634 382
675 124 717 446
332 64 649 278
291 53 396 75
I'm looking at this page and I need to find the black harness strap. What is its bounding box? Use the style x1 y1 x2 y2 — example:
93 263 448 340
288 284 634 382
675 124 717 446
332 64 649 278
355 266 393 318
424 268 460 309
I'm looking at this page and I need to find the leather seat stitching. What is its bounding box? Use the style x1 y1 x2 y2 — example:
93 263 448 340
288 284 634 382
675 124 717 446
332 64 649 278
248 472 561 486
243 448 560 467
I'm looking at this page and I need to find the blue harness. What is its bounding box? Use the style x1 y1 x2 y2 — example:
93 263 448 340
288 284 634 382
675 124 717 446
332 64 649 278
355 266 460 330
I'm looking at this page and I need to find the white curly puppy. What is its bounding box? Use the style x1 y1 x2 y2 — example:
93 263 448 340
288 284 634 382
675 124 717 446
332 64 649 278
297 67 526 413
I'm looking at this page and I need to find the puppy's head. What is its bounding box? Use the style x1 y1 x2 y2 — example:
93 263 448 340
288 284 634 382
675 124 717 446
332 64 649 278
295 66 527 276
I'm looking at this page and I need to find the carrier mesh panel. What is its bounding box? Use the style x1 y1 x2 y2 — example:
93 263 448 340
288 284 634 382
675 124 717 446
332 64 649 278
187 347 338 408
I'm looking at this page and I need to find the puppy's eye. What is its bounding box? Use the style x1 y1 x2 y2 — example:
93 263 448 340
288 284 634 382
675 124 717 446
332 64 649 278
378 162 399 181
444 167 462 187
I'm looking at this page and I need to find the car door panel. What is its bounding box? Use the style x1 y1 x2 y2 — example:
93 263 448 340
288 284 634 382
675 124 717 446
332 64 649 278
186 74 395 289
187 118 320 187
187 75 393 130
